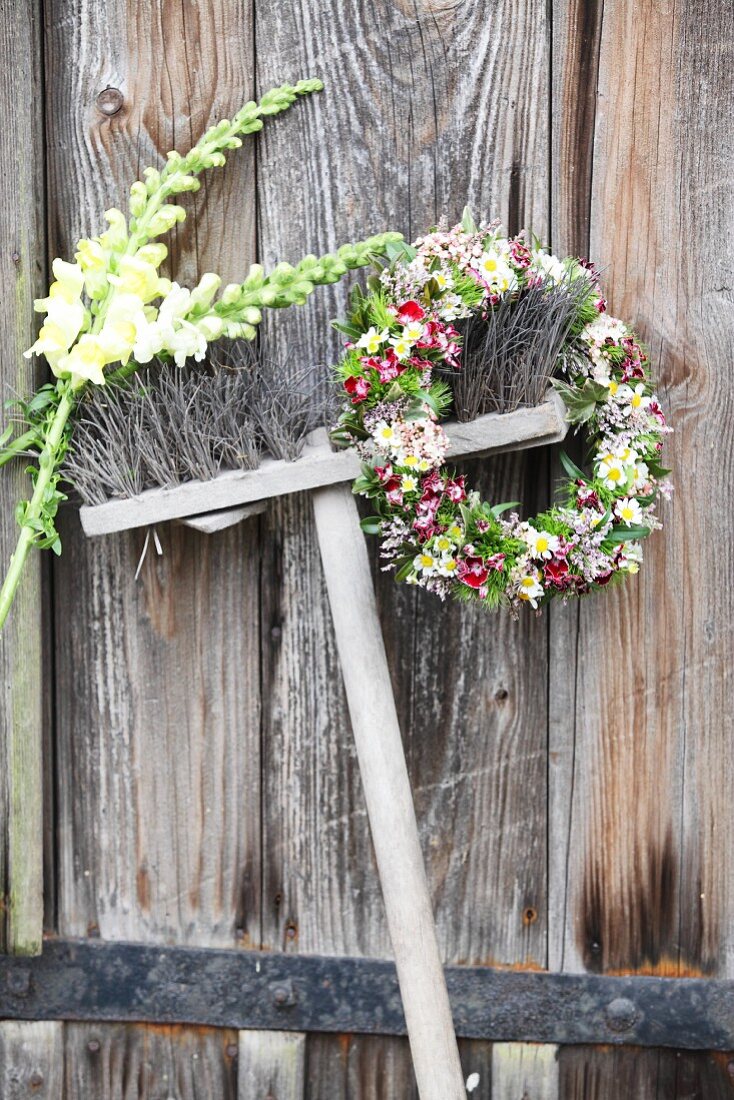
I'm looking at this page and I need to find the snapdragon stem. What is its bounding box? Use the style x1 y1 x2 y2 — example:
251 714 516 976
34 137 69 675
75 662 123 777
0 386 74 631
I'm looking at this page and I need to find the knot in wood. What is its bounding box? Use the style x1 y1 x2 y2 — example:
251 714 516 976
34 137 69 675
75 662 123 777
96 87 124 116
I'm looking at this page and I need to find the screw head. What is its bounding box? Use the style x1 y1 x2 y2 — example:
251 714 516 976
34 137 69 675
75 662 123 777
96 87 124 116
7 968 31 996
605 996 637 1032
273 985 289 1006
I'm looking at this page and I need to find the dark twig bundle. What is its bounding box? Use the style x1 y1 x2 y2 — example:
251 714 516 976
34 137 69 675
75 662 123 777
64 345 330 505
440 276 592 420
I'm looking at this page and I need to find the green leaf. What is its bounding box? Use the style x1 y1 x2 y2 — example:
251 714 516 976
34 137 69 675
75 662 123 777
461 206 478 234
360 516 382 535
559 450 586 481
552 378 608 425
394 557 416 582
604 524 651 545
385 240 405 263
647 459 671 479
332 320 361 339
490 501 521 518
459 502 473 530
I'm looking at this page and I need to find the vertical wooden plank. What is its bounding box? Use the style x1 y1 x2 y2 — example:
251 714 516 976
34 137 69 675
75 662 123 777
491 1043 558 1100
0 0 45 956
255 0 553 1092
550 0 734 1090
238 1031 306 1100
0 1022 64 1099
558 1047 734 1100
547 0 604 977
306 1036 417 1100
44 0 262 1088
46 0 260 948
64 1023 238 1099
550 0 734 976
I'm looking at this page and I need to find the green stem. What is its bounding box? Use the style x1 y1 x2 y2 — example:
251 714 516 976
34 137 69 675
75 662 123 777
0 386 74 630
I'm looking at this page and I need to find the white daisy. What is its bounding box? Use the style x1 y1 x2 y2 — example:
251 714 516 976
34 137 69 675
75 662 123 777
390 334 413 360
623 383 652 416
615 497 644 527
516 570 544 608
413 551 439 575
372 420 400 448
356 326 389 354
597 454 627 490
524 526 560 560
474 250 515 293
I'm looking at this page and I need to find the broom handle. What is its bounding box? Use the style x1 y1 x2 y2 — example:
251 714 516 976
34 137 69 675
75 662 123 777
312 480 465 1100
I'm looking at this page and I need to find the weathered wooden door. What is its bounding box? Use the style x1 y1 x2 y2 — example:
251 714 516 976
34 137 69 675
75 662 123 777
1 0 732 1096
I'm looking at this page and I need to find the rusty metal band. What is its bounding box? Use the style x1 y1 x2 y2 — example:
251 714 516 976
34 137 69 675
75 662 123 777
0 939 731 1049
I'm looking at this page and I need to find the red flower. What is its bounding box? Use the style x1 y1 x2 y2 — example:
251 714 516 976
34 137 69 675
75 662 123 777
375 463 393 482
576 480 601 511
413 515 438 541
486 553 506 572
421 470 445 495
544 559 570 587
396 300 426 324
457 556 489 588
445 476 466 503
648 400 666 427
509 239 531 269
344 375 371 404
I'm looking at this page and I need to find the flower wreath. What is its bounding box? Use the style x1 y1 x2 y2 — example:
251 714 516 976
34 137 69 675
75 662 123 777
333 213 670 612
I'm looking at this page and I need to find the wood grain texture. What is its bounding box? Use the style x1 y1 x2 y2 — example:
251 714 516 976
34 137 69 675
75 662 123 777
0 0 46 956
558 1046 734 1100
306 1035 418 1100
548 0 732 1092
305 1036 493 1099
53 512 262 946
549 0 734 982
46 0 261 949
255 0 551 961
491 1043 558 1100
238 1031 306 1100
64 1022 238 1099
255 1 551 1089
0 1023 64 1099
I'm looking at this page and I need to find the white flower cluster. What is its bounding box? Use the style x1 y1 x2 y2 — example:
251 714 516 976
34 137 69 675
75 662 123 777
370 415 448 471
24 214 230 388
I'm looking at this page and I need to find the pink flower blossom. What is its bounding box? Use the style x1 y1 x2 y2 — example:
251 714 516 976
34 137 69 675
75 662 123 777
445 477 466 502
344 375 371 404
396 300 426 324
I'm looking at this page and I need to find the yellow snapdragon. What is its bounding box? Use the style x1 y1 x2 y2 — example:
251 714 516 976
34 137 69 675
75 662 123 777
25 259 87 373
57 335 107 387
108 254 169 303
